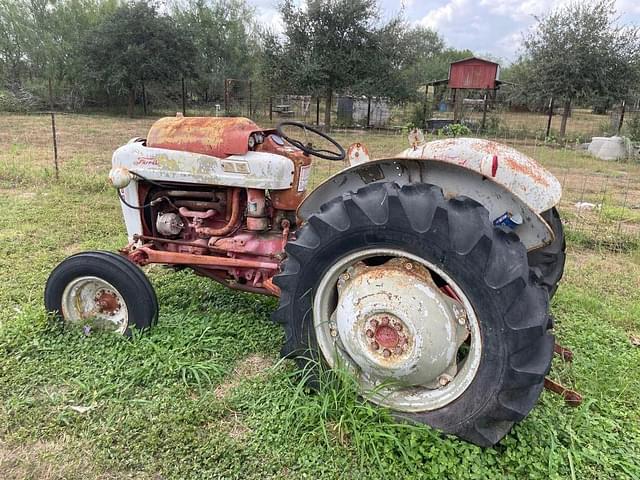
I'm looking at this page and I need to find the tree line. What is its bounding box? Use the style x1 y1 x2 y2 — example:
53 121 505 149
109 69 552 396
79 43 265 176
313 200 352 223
0 0 471 124
1 0 638 132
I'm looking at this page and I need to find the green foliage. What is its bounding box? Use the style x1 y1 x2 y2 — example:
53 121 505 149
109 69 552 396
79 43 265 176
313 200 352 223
172 0 257 101
440 123 471 137
625 114 640 142
521 0 640 136
82 2 196 116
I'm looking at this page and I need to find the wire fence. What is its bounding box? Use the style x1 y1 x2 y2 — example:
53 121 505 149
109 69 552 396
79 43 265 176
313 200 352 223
1 109 639 253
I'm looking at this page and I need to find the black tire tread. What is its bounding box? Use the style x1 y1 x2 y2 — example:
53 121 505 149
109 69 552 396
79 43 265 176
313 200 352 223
45 251 158 334
273 182 553 447
528 207 566 298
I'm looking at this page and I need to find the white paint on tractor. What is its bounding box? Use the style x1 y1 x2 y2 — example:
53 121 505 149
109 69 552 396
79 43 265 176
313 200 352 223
111 140 296 241
397 137 562 213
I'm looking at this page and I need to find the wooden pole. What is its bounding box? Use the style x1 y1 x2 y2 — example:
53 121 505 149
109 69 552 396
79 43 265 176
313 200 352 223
423 84 429 129
48 78 59 180
141 78 147 116
269 96 273 122
181 77 186 116
316 97 320 126
545 97 554 139
224 79 229 114
248 80 252 118
481 89 489 132
366 96 372 128
618 100 626 135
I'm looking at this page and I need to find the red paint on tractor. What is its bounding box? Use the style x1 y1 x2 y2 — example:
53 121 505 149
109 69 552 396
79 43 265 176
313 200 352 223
131 246 279 271
375 324 400 349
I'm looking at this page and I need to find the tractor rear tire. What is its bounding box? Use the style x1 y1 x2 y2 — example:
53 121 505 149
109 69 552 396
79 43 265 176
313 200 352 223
528 208 565 298
45 251 158 335
272 182 554 447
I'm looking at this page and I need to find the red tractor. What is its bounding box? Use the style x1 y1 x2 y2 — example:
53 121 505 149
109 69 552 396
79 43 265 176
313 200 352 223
45 116 571 446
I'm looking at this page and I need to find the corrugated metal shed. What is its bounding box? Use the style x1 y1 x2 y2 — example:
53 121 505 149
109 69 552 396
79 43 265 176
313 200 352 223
448 57 499 90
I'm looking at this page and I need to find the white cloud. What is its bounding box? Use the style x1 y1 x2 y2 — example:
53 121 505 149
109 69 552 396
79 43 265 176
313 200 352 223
418 0 470 30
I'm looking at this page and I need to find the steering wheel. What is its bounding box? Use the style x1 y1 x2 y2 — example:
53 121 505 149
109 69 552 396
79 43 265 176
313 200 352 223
276 121 345 161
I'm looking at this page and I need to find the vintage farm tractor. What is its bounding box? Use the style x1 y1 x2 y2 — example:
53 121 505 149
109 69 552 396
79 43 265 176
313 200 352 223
45 116 577 447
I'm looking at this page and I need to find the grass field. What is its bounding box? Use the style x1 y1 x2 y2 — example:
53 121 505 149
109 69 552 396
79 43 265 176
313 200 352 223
1 113 640 479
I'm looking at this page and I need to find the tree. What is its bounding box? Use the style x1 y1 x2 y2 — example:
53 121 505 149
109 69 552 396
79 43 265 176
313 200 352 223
82 2 195 116
173 0 257 102
354 24 445 101
523 0 640 137
278 0 384 127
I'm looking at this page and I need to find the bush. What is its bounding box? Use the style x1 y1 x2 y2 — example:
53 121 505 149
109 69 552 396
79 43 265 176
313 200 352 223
625 114 640 142
440 123 471 137
0 88 42 112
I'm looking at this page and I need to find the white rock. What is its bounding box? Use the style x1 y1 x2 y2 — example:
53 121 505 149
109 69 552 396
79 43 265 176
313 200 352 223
588 136 628 161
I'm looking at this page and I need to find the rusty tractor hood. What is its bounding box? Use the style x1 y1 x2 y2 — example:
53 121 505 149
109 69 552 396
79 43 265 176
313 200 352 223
146 116 263 158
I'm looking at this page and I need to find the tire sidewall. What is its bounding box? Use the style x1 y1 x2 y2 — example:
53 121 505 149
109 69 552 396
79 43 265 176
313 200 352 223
45 253 156 335
288 222 510 427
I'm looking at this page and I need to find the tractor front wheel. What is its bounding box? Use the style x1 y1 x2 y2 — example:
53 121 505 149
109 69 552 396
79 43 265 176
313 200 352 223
45 251 158 335
273 182 554 447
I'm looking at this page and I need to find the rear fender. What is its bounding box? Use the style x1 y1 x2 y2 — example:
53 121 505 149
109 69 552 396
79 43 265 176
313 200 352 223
299 159 554 251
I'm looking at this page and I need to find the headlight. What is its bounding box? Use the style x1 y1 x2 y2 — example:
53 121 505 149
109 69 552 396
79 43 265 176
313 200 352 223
109 167 132 188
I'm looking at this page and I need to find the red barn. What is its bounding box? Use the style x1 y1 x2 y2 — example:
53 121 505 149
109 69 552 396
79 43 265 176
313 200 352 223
448 57 499 90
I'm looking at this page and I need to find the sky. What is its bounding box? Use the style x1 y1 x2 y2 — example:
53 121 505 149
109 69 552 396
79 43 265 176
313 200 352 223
249 0 640 64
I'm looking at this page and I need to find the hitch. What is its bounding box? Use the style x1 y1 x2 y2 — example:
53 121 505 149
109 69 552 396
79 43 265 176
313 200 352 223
544 342 583 407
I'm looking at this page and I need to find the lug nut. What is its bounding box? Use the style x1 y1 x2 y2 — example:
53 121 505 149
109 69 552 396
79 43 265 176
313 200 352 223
330 326 338 338
394 346 402 355
394 323 402 331
381 317 389 326
370 319 379 328
382 349 391 358
371 342 379 350
404 262 413 270
438 374 452 387
366 329 374 338
340 273 350 282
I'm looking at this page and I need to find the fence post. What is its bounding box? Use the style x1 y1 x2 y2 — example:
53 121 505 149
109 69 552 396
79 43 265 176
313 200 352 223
316 97 320 126
366 96 372 128
617 100 626 135
181 77 186 116
224 79 229 114
481 89 489 132
422 84 429 129
269 97 273 122
545 97 554 139
48 78 59 180
141 78 147 116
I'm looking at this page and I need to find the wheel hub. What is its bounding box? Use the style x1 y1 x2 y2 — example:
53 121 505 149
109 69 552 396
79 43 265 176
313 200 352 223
61 276 129 333
365 313 408 357
334 258 469 388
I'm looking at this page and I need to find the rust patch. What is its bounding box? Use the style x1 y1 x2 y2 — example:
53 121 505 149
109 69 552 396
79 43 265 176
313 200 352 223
503 156 549 187
147 116 260 158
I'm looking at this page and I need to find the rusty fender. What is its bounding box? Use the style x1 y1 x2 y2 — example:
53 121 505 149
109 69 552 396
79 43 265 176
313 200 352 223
299 139 561 251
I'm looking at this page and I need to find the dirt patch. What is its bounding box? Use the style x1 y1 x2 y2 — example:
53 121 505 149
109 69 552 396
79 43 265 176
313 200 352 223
213 354 275 400
218 411 251 441
0 439 99 480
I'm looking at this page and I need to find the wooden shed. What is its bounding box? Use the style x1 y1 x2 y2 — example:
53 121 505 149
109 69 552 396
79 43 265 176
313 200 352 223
448 57 500 90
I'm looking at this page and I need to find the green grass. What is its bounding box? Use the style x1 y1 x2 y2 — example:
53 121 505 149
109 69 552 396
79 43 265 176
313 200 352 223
1 114 640 479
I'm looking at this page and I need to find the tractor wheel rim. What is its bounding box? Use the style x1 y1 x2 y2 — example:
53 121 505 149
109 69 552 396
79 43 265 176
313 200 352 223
61 276 129 334
313 248 482 412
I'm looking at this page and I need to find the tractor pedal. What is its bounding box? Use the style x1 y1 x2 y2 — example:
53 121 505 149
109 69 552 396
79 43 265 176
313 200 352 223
554 343 574 362
544 377 583 407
